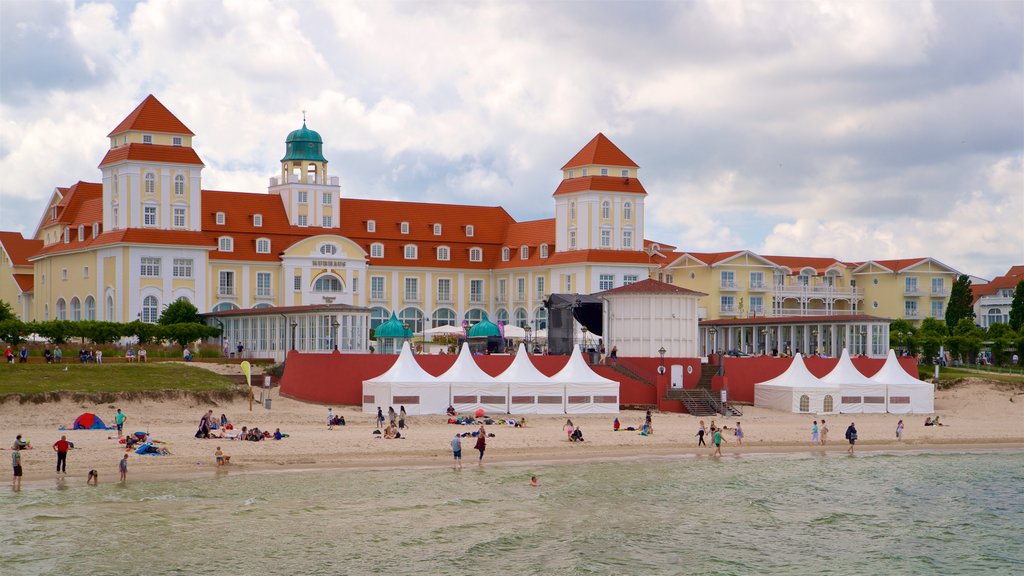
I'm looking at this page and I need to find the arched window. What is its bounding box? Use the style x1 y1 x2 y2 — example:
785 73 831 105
988 309 1002 326
84 296 95 320
502 247 510 261
432 308 457 328
799 394 810 413
144 173 155 195
495 308 509 324
70 297 81 321
399 307 424 334
464 308 485 324
256 238 271 254
141 295 159 323
319 244 338 255
601 201 610 219
540 244 549 258
106 295 114 320
823 395 834 412
370 306 390 330
307 163 317 184
570 201 576 220
624 202 632 221
370 243 384 258
313 275 344 293
56 298 66 320
514 307 528 328
211 302 239 312
533 307 547 330
174 174 185 195
469 247 483 262
436 246 450 261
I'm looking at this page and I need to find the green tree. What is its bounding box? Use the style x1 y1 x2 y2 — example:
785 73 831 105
0 299 15 323
1009 280 1024 332
34 320 75 344
918 332 943 363
889 319 917 354
919 317 948 337
158 299 201 325
158 323 222 348
0 319 27 345
986 323 1017 366
945 274 974 328
954 318 983 363
126 320 159 345
78 321 127 344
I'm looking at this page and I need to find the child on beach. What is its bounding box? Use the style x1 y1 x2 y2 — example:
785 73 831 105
820 419 829 445
530 475 539 487
451 434 462 470
713 428 724 456
734 422 743 446
87 470 98 485
811 421 820 444
215 447 230 465
119 454 128 482
896 420 904 441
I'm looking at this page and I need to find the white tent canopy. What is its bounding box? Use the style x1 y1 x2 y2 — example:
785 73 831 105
871 349 935 414
440 343 508 414
497 343 565 414
419 325 465 337
754 353 840 413
501 325 526 339
362 342 448 415
549 349 619 414
822 349 887 413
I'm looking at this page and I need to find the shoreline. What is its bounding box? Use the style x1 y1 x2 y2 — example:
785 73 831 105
11 439 1024 493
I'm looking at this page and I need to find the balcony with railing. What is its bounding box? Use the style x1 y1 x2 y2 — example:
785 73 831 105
719 305 739 316
747 282 769 292
904 308 921 319
774 281 861 299
904 285 925 297
369 291 386 302
719 281 743 291
930 288 950 298
469 294 486 305
218 286 235 298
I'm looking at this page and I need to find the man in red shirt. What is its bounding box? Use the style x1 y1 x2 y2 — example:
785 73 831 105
53 435 70 473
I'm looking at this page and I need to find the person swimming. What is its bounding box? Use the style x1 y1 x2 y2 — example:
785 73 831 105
530 475 539 487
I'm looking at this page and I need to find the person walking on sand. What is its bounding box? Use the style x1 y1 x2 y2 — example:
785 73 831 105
115 408 126 437
820 419 829 445
11 444 22 491
327 407 334 430
119 454 128 482
450 434 462 470
376 407 385 430
811 421 820 444
845 422 858 454
896 420 904 441
53 435 70 474
388 406 396 426
713 428 724 457
734 422 744 446
474 432 486 465
697 421 707 447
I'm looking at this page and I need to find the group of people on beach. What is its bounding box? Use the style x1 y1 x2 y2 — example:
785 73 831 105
375 406 409 431
450 425 488 469
694 419 739 456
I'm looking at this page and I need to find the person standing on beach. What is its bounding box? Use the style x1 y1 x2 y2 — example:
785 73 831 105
119 454 128 482
896 420 904 441
820 419 829 445
713 428 724 456
388 406 396 427
474 432 486 465
845 422 858 454
376 407 385 430
450 434 462 470
697 422 707 447
327 407 334 430
115 409 126 437
811 421 820 444
11 444 22 491
399 406 408 429
53 435 70 474
734 422 743 446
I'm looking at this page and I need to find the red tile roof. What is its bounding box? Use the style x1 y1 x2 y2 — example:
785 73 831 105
762 255 848 274
971 265 1024 303
39 181 102 227
107 94 194 136
12 274 34 292
597 278 706 297
0 232 43 266
553 175 647 197
859 258 928 272
700 314 891 326
502 219 554 248
561 133 639 170
33 229 213 257
98 144 204 167
675 250 745 265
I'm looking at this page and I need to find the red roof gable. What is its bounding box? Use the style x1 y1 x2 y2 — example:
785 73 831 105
864 258 928 272
677 250 745 265
561 133 639 170
12 273 34 293
502 219 555 248
107 95 194 137
98 144 204 167
39 181 102 227
0 232 43 266
763 255 847 274
553 175 647 197
971 265 1024 303
597 278 706 297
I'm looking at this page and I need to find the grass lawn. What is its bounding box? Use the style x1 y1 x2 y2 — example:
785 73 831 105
919 365 1024 385
0 363 237 396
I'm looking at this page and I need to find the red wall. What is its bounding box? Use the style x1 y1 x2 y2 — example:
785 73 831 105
717 356 919 403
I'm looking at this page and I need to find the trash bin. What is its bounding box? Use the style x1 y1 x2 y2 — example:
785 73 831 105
264 398 272 410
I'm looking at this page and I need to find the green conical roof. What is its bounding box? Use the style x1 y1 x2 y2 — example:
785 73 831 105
281 121 327 163
467 314 501 338
375 312 412 339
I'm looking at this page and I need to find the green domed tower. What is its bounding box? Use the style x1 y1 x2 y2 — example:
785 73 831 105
282 122 327 163
269 114 341 230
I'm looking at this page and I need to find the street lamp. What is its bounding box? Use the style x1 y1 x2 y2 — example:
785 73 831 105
524 324 532 351
330 318 340 351
861 329 868 356
708 327 718 355
658 346 667 374
290 321 298 351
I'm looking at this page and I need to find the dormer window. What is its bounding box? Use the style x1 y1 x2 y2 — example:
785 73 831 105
404 244 418 260
433 223 442 236
219 237 233 252
465 225 474 237
502 247 510 261
253 214 263 227
540 244 549 258
400 222 410 234
370 243 384 258
77 225 85 242
367 220 376 233
469 247 482 262
143 134 153 144
172 137 182 147
582 168 589 176
600 168 608 176
215 212 225 225
255 238 271 254
437 246 450 261
63 227 70 243
92 223 99 238
520 245 529 260
621 169 629 177
568 170 575 178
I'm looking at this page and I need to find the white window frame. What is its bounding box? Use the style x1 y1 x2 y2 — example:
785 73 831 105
600 229 611 248
297 214 308 227
172 136 182 147
215 212 225 225
253 214 263 227
141 295 159 323
404 244 418 260
540 244 549 258
502 247 510 261
219 237 234 252
143 205 157 227
293 275 302 291
92 223 99 238
536 276 545 299
370 276 385 300
83 266 89 279
367 220 376 232
601 201 610 219
256 238 271 254
623 229 633 249
173 206 186 228
569 229 577 249
600 168 608 176
174 174 185 195
140 256 161 277
433 223 442 236
624 274 639 286
297 191 308 204
322 215 332 228
621 169 629 177
437 246 450 261
77 225 84 242
400 222 410 234
219 271 235 296
256 272 272 297
173 258 193 278
370 243 384 258
469 247 482 262
143 134 153 144
624 202 632 221
319 244 338 255
599 274 614 291
520 245 529 260
322 192 333 205
465 225 474 237
404 277 419 301
144 173 155 195
437 278 452 302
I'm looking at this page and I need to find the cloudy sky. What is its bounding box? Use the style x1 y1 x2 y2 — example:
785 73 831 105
1 0 1021 278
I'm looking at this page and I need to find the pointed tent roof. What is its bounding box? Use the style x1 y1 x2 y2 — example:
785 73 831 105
561 133 639 170
367 342 437 383
549 349 618 384
755 354 837 388
494 344 550 383
108 94 194 137
438 343 494 383
467 314 501 338
821 349 877 386
870 350 929 385
375 312 412 339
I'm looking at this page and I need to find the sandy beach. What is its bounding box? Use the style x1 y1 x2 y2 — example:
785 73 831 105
4 362 1023 489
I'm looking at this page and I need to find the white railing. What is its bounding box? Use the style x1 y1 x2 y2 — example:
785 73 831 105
720 281 742 290
218 287 235 297
774 285 862 298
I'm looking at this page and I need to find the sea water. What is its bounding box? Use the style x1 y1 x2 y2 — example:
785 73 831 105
2 450 1022 575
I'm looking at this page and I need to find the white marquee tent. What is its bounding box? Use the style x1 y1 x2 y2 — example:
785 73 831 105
754 353 841 413
497 343 565 414
362 342 448 415
822 349 888 413
870 349 935 414
549 349 620 414
441 343 508 414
